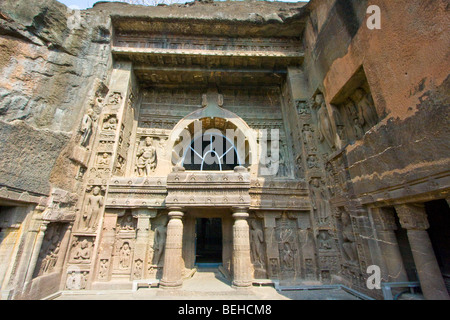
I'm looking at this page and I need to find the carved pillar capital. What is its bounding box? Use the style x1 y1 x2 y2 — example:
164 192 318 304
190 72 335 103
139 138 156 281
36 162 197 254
232 207 249 220
372 207 397 231
395 204 429 230
168 208 184 219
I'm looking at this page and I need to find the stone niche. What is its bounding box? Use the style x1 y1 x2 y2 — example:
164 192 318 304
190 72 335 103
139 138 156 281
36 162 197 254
33 223 70 278
330 67 379 144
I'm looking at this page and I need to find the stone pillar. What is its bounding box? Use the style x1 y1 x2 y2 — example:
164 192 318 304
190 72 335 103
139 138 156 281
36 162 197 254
231 207 253 288
372 208 408 283
133 209 156 280
24 222 48 286
395 204 450 300
160 208 184 289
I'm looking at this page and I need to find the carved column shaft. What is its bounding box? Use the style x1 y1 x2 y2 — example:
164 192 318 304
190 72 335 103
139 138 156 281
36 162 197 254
232 209 253 288
395 204 449 300
160 209 184 289
24 222 48 285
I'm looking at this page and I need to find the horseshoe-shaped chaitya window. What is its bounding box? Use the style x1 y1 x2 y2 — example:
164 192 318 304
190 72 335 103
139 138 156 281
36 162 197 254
182 132 242 171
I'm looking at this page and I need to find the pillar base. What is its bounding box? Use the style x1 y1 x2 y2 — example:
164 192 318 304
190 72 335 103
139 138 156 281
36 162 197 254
232 280 253 289
159 279 183 289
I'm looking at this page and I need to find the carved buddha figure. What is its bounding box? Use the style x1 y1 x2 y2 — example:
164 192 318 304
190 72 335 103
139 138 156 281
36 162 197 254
81 186 103 231
136 137 157 176
315 94 335 150
80 109 94 147
351 88 378 130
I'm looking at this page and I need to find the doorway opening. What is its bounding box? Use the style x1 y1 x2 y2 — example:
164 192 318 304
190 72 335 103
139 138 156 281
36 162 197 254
195 218 222 267
425 199 450 294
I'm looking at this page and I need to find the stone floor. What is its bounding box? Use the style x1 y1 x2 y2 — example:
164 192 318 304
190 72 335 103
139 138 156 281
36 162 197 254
52 269 362 300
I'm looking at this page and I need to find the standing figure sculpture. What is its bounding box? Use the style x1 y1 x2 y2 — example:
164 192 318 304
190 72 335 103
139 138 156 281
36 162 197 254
119 242 131 269
249 220 265 269
153 225 166 266
282 242 294 271
81 186 103 231
315 94 335 150
80 109 94 147
310 178 330 225
351 88 378 131
136 137 157 177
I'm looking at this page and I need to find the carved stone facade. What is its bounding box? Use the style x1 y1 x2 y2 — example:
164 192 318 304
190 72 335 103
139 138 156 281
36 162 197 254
0 0 449 300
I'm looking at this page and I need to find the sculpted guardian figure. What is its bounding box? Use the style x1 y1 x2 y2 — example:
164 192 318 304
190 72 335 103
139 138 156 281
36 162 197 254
136 137 157 176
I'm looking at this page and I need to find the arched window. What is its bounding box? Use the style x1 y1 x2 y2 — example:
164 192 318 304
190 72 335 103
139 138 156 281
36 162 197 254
182 132 241 171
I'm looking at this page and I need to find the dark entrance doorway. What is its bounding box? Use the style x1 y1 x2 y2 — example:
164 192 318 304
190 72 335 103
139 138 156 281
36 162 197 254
425 199 450 294
195 218 222 266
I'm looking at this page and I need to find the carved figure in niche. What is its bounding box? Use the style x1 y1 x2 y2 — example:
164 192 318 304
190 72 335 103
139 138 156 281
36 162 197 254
307 154 319 169
324 162 336 197
295 155 304 179
296 100 310 115
249 220 265 269
80 186 104 231
114 156 125 174
341 211 358 265
134 259 143 279
310 178 330 225
66 271 80 290
44 235 60 273
281 242 294 271
81 271 88 289
73 239 91 261
351 88 378 130
352 118 364 140
108 92 122 105
38 237 58 275
80 109 94 147
302 124 317 152
36 224 64 277
136 137 157 177
103 116 117 131
315 94 335 150
318 230 333 250
118 214 135 231
344 99 358 119
269 258 279 276
153 225 166 266
99 259 109 279
119 242 131 269
98 153 110 166
202 94 208 107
